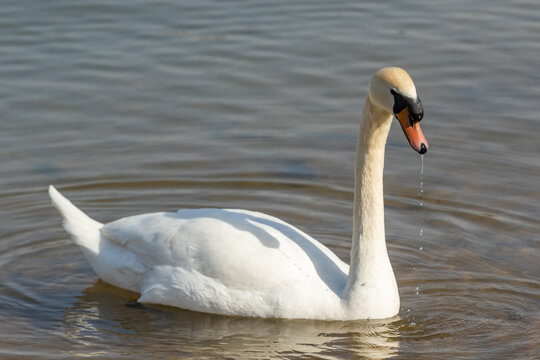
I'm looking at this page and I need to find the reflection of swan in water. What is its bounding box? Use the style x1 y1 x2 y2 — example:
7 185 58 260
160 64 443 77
51 67 428 320
63 281 400 359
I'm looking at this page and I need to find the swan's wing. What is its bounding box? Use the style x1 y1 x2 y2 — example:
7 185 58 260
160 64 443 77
101 211 195 269
101 208 348 293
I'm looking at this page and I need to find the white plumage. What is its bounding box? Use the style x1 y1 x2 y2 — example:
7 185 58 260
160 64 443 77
49 188 348 319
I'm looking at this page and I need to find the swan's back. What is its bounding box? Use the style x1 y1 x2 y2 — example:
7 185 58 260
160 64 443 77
99 208 348 318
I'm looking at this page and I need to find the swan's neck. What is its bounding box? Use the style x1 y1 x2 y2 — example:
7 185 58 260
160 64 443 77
343 96 399 317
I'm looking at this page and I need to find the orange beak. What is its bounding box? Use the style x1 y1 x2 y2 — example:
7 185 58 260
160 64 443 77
395 108 428 154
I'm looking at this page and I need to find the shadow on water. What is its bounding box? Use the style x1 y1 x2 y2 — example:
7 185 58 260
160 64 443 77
61 281 401 359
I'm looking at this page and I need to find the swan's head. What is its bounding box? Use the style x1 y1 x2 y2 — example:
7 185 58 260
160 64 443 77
368 67 428 154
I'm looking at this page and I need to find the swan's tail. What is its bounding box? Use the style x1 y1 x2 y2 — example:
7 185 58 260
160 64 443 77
48 185 103 254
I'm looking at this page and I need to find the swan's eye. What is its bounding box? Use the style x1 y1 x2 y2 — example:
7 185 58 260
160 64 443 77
390 89 407 114
391 89 424 123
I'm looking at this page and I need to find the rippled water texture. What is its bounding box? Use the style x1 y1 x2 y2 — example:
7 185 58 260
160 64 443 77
1 0 539 358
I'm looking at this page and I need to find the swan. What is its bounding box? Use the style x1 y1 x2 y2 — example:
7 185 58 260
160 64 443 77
49 67 428 320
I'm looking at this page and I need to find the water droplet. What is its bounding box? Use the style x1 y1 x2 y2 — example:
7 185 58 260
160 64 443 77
410 321 416 327
415 286 420 295
416 156 424 261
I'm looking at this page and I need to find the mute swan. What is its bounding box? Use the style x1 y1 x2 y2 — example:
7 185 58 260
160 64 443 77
49 67 428 320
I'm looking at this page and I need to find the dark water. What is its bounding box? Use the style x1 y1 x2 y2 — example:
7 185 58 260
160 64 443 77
1 0 539 358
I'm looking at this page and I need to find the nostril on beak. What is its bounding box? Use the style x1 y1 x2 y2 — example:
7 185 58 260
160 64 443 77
419 143 427 154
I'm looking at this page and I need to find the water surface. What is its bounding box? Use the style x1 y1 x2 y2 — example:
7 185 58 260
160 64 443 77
1 0 539 358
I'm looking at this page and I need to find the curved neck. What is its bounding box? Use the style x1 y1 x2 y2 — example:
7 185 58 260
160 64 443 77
343 96 399 316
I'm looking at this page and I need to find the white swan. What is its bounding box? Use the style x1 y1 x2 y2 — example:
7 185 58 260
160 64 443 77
49 67 428 320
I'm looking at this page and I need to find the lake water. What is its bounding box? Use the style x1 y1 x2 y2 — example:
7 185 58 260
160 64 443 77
1 0 539 358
